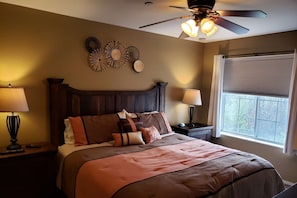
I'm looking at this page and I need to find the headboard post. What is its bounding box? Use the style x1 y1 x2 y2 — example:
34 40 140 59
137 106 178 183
47 78 68 147
157 82 168 112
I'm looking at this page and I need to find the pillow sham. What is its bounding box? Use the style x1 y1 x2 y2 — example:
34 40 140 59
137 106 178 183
69 113 120 146
119 116 143 133
137 112 172 135
68 116 88 146
112 131 145 147
140 126 162 144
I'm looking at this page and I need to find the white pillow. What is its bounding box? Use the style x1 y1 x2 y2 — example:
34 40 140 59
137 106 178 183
64 119 75 145
117 109 137 119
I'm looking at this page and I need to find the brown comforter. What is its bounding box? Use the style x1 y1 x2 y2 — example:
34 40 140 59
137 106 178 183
61 134 284 198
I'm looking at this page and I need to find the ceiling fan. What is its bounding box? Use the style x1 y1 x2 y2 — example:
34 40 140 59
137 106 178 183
139 0 267 38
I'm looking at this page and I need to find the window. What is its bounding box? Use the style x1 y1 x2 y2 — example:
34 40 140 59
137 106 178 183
221 93 289 145
220 54 294 146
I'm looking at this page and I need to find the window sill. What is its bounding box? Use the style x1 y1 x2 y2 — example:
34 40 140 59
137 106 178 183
220 131 283 149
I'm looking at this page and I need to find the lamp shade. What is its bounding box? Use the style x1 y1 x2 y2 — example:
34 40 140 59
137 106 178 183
0 87 29 112
200 18 218 37
182 89 202 106
181 19 199 37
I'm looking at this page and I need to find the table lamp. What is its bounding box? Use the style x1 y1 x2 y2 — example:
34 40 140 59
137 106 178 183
182 89 202 127
0 85 29 150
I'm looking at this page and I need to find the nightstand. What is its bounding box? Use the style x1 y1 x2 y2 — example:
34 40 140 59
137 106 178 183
0 143 58 198
172 123 214 141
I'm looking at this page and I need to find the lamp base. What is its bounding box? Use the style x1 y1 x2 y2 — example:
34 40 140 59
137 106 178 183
188 106 195 127
7 143 22 150
187 123 196 127
6 114 22 151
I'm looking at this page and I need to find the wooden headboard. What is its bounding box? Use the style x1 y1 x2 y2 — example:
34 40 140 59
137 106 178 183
47 78 168 146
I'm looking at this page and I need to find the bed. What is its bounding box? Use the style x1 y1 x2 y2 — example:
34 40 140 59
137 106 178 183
47 78 285 198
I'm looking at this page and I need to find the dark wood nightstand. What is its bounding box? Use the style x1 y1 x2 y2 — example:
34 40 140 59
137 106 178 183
0 143 58 198
172 123 214 141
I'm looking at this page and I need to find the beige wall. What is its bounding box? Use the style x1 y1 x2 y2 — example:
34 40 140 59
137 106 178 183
1 2 297 183
203 31 297 183
0 3 203 145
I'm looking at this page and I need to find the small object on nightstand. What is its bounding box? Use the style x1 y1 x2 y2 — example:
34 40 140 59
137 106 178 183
26 144 41 148
178 123 185 127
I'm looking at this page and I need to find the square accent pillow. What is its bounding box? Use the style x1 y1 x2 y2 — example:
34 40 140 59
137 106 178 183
137 112 172 135
140 126 162 144
112 131 145 147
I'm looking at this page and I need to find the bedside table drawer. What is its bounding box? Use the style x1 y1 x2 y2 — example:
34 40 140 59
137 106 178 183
188 129 212 141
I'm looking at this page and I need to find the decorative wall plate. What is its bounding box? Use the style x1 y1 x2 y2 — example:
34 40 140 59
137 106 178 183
104 41 128 68
88 49 108 72
126 46 140 64
85 37 101 53
133 60 144 73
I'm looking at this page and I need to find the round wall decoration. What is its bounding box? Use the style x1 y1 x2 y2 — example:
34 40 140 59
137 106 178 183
88 48 108 72
85 37 101 53
111 49 121 61
133 60 144 73
126 46 140 64
104 40 128 68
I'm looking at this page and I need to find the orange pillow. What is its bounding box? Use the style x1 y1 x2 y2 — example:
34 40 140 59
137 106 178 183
140 126 162 144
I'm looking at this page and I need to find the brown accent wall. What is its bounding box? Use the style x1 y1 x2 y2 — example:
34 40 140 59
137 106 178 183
0 2 203 145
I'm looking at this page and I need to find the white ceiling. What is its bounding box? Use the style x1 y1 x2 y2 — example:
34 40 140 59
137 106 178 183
1 0 297 43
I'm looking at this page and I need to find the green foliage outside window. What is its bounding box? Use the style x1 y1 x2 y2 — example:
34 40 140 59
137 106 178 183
221 93 289 145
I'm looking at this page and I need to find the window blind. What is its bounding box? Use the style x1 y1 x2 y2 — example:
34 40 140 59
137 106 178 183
223 54 294 96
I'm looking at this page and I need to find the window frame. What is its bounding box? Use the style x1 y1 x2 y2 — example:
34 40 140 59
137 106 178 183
220 92 289 146
219 53 294 147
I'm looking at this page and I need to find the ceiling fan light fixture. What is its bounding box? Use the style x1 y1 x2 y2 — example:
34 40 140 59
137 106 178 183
200 18 217 36
205 24 218 36
181 19 198 37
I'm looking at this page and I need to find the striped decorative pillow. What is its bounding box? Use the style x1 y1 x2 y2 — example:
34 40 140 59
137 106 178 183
112 132 145 147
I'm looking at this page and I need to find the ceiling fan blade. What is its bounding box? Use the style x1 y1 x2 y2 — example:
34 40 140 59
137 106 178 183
169 5 192 12
216 10 267 18
178 31 189 39
215 17 249 34
139 15 191 29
